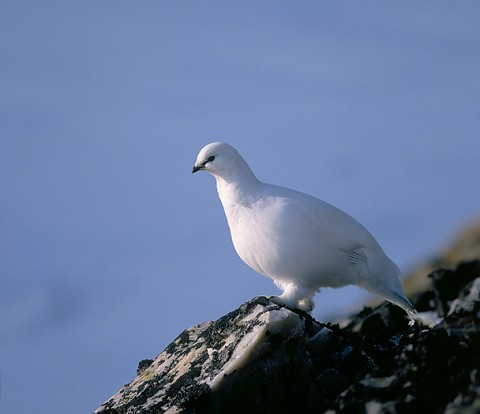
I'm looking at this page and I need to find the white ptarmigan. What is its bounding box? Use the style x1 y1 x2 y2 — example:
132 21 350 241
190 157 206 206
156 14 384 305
192 142 415 317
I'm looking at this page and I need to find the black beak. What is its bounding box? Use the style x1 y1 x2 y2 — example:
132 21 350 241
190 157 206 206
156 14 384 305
192 165 203 173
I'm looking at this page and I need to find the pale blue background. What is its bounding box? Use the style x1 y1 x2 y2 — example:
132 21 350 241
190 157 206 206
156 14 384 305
1 2 479 413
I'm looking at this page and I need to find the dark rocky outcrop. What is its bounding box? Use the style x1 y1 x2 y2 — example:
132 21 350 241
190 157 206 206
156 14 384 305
403 218 480 296
95 260 480 414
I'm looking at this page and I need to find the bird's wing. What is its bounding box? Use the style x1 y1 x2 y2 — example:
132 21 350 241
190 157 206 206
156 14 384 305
276 188 378 253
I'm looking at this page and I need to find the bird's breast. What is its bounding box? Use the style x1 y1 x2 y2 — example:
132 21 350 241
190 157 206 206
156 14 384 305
222 197 284 277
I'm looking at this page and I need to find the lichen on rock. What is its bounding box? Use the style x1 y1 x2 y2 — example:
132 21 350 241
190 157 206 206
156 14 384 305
95 260 480 414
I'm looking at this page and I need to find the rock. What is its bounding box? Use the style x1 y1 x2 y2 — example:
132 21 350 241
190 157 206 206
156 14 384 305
95 260 480 414
95 297 317 414
402 218 480 296
305 327 334 356
136 359 154 375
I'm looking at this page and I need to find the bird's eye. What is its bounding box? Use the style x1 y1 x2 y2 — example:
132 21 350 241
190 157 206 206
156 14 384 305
207 156 215 162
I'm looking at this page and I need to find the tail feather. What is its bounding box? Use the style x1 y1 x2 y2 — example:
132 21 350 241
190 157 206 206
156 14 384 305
361 278 417 316
364 254 416 315
387 289 417 315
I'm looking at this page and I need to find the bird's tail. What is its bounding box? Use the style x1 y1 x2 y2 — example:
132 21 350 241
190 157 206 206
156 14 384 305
362 280 417 320
362 256 417 317
385 288 417 316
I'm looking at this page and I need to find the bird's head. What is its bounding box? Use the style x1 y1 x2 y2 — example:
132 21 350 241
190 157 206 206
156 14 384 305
192 142 251 181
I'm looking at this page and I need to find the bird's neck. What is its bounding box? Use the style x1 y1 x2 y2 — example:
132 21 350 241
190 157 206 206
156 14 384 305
214 164 260 207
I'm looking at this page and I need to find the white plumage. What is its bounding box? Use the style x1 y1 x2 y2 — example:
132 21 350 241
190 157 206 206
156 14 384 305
192 142 415 316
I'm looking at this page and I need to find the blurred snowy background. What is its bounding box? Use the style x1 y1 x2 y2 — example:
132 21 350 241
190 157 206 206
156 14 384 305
1 2 479 413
